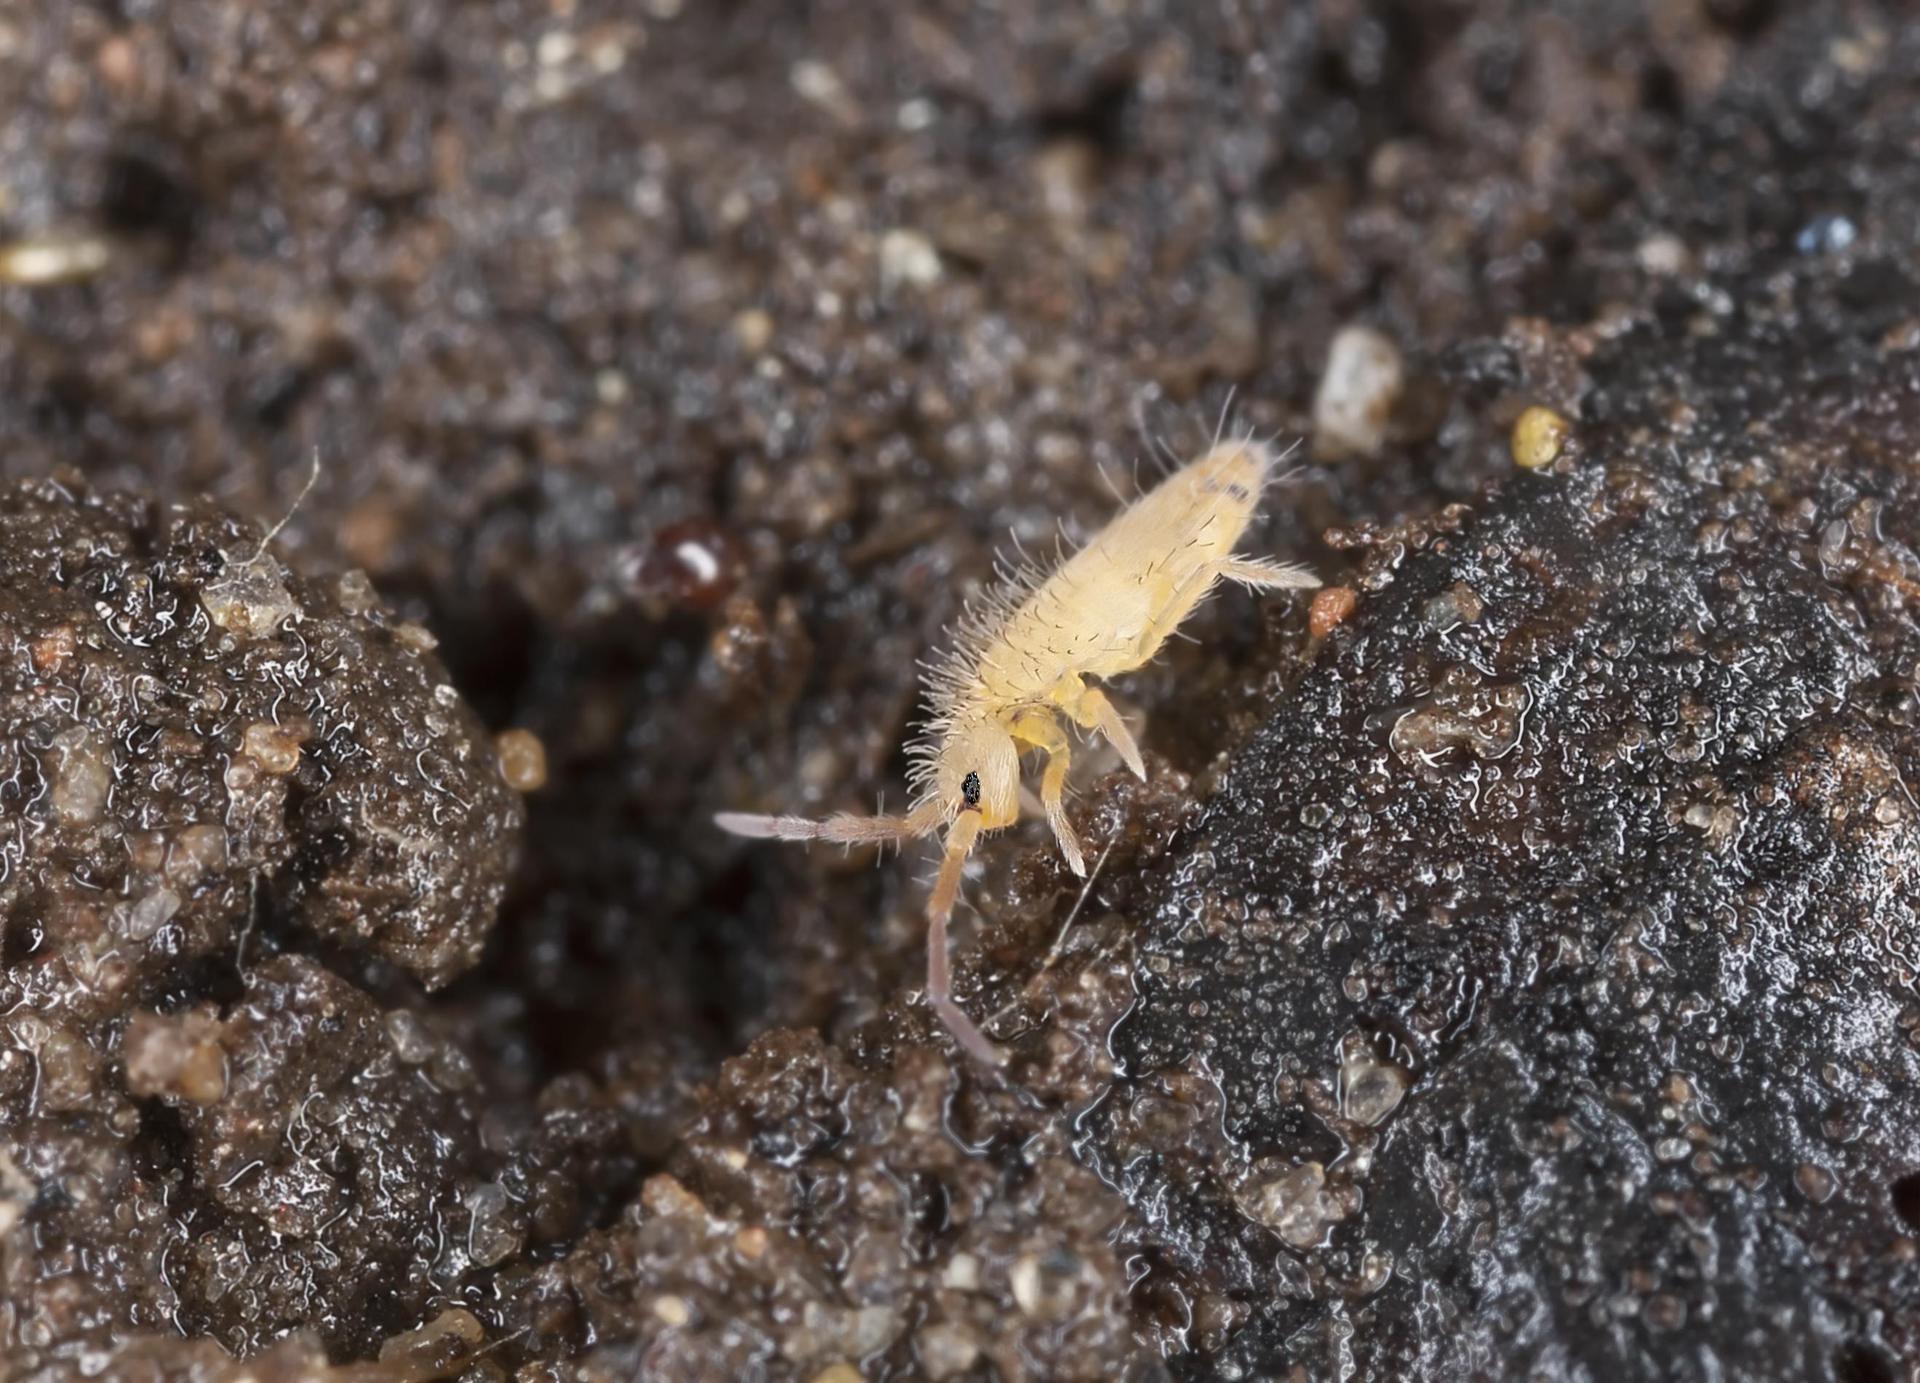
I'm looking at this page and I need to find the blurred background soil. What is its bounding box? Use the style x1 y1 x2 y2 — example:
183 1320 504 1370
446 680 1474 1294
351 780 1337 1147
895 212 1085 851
1 1 1917 1379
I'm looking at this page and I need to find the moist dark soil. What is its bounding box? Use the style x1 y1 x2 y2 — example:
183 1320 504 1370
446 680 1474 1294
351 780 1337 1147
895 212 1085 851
1 1 1917 1379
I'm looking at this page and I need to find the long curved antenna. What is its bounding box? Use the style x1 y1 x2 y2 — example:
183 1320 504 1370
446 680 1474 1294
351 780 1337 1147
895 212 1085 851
715 799 944 845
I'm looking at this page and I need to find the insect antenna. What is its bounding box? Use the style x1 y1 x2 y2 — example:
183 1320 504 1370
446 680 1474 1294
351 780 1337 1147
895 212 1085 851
714 798 944 845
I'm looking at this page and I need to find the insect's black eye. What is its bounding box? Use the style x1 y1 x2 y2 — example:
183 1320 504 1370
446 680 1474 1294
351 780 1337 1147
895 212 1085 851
961 772 981 808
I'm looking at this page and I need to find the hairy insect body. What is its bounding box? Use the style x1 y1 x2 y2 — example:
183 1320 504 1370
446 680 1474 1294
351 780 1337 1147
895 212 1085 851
718 438 1318 1065
984 441 1267 685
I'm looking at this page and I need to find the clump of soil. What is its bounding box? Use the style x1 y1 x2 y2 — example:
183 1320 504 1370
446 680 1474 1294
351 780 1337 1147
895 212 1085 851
0 480 536 1364
0 480 523 991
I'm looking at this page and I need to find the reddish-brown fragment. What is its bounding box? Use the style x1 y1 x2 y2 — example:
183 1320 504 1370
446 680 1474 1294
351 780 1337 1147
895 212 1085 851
1310 585 1359 638
628 518 747 615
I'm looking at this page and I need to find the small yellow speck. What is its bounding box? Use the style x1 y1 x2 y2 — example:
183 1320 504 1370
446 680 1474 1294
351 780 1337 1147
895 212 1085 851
734 1226 768 1259
732 309 774 355
495 729 549 792
651 1294 690 1327
1511 405 1572 470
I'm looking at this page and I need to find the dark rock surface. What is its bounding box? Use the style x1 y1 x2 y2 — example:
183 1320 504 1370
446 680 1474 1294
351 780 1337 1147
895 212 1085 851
0 0 1918 1379
1090 326 1920 1379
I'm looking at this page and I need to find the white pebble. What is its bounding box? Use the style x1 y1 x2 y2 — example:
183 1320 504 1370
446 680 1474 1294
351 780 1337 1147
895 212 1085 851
880 228 942 290
1313 325 1403 460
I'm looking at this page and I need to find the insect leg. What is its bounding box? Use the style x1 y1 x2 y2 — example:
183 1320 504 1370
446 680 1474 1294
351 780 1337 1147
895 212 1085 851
925 809 1003 1065
1009 710 1086 877
1066 687 1146 782
1214 556 1321 591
